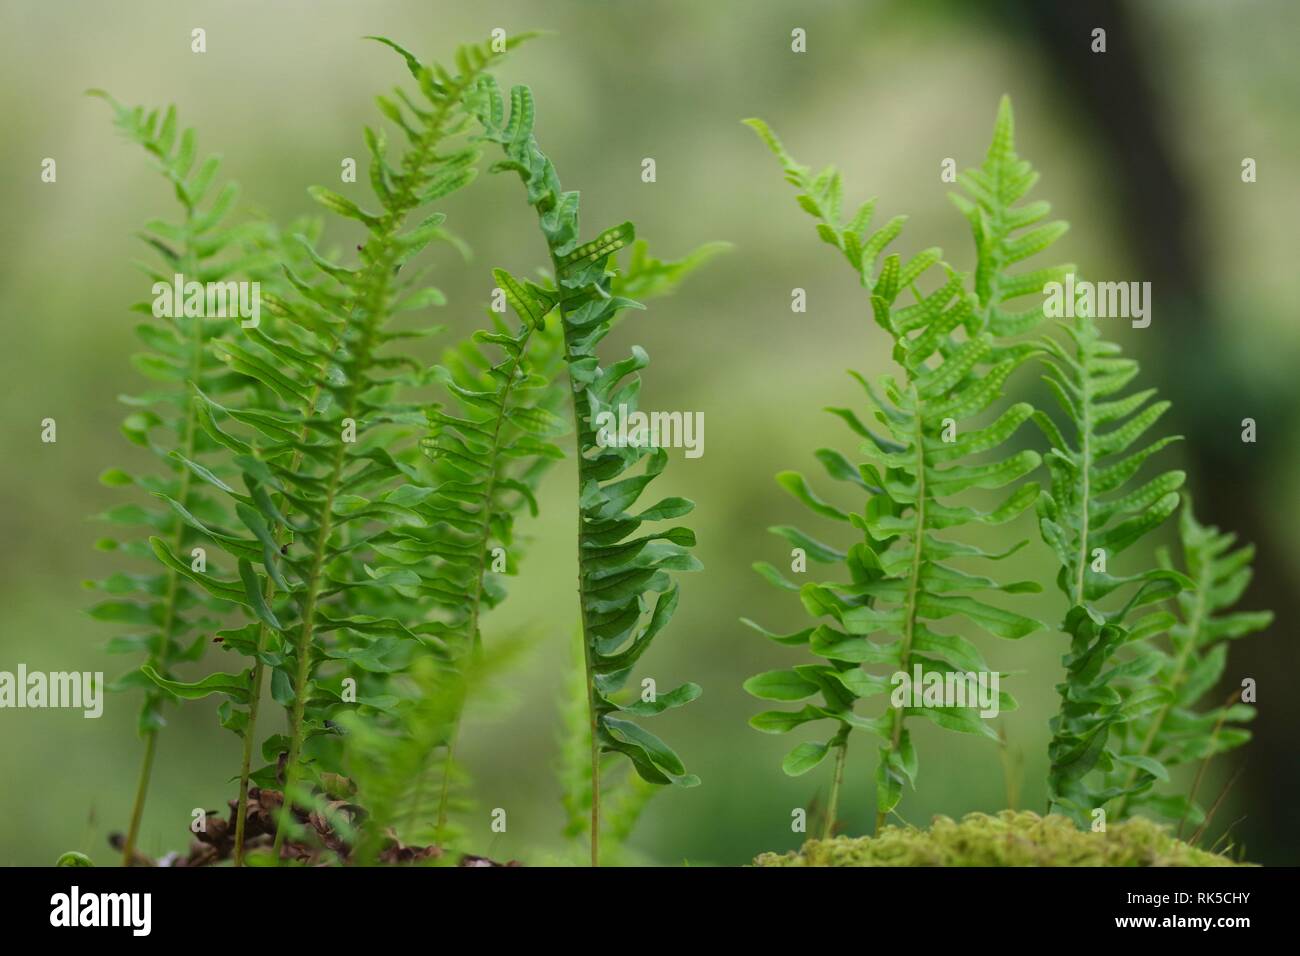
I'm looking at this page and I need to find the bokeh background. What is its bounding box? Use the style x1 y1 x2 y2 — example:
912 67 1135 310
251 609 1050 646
1 0 1296 866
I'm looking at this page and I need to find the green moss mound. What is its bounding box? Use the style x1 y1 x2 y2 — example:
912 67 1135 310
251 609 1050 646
753 811 1247 867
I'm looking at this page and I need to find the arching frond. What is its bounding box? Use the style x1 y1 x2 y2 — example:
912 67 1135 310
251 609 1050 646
472 76 710 863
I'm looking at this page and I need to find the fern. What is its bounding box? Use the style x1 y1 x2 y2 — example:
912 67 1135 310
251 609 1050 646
1033 306 1190 821
1110 500 1272 825
96 35 716 868
237 36 536 859
551 241 724 860
88 93 288 865
940 94 1194 824
425 234 722 846
414 303 569 841
1031 313 1187 822
126 35 534 863
745 119 1043 835
951 97 1264 829
472 78 705 866
945 97 1184 820
421 204 722 851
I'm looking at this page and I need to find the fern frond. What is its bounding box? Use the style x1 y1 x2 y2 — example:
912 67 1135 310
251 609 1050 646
1033 306 1191 820
407 299 569 838
746 122 1044 835
414 306 567 650
89 94 290 864
473 77 708 863
417 236 722 843
1110 499 1272 823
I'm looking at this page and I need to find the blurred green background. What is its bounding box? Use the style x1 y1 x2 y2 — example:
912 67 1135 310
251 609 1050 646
1 0 1296 866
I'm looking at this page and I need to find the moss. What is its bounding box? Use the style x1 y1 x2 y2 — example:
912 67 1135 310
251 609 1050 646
753 811 1248 867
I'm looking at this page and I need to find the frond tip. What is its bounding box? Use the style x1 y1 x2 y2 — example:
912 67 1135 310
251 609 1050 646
949 96 1075 336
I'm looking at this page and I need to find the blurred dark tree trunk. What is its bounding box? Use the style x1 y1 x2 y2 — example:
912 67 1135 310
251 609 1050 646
992 0 1298 863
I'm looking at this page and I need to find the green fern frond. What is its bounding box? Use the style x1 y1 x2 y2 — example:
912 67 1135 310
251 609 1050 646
1110 499 1272 823
1033 306 1191 820
254 37 532 856
746 121 1044 835
89 94 289 865
473 77 707 864
411 300 569 838
418 234 722 844
415 303 567 654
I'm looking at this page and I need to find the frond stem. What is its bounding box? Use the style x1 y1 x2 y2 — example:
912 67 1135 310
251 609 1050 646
122 241 202 865
823 726 850 841
878 385 925 834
